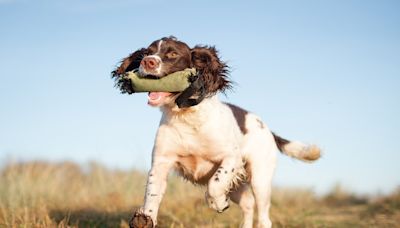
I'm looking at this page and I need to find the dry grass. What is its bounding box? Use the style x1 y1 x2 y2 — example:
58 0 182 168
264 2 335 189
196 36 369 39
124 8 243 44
0 161 399 228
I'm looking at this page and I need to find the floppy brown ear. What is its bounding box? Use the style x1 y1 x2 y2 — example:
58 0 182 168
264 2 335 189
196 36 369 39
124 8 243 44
112 48 147 77
111 48 147 94
191 46 231 95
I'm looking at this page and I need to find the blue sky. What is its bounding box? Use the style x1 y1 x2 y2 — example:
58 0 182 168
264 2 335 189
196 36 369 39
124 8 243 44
0 0 399 194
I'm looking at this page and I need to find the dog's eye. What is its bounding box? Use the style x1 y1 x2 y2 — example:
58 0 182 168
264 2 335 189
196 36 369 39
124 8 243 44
166 52 178 59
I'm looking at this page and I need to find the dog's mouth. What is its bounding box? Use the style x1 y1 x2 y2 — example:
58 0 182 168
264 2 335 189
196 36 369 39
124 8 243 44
139 69 172 106
138 66 165 78
147 92 173 106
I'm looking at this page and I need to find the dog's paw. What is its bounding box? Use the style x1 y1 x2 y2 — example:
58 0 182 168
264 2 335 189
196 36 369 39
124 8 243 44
129 209 154 228
205 191 230 213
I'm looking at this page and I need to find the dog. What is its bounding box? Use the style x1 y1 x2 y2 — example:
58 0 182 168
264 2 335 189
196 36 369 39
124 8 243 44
112 37 321 228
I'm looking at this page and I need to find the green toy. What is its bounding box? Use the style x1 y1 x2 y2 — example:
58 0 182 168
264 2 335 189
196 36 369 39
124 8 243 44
121 68 197 93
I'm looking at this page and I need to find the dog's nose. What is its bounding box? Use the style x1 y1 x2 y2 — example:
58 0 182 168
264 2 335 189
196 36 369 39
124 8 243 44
141 57 159 70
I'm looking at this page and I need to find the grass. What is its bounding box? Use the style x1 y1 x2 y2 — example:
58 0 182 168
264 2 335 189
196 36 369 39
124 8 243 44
0 161 399 228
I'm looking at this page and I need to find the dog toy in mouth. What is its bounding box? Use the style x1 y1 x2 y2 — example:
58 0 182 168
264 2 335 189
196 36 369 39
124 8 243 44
119 68 197 93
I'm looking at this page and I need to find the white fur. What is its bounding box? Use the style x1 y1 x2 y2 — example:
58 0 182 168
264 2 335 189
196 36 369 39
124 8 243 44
152 40 163 75
155 40 163 54
282 141 321 162
139 95 283 228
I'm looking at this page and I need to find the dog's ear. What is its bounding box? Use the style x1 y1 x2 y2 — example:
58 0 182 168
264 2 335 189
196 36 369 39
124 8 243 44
111 48 147 94
191 46 231 95
112 48 147 77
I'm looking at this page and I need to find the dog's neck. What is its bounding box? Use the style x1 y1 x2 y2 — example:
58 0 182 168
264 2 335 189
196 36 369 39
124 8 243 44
160 95 221 124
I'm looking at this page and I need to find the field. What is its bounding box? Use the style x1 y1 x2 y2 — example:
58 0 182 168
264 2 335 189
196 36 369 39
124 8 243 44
0 161 399 228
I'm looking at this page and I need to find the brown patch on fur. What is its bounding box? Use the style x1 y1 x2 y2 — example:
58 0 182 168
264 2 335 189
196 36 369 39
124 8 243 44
111 48 147 94
272 132 290 152
191 46 231 95
112 48 147 77
226 103 248 134
156 37 192 76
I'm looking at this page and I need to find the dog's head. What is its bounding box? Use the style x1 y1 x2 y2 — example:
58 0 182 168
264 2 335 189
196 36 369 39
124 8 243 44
112 37 231 108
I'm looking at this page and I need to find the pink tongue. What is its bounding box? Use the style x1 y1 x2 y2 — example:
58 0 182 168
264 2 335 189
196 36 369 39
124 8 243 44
147 92 172 106
149 92 162 100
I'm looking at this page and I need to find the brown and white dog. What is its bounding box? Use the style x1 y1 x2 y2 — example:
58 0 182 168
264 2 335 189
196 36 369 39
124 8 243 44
112 37 321 228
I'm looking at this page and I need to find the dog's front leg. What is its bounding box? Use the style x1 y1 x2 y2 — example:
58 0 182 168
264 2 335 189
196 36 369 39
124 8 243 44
206 152 244 213
130 155 175 228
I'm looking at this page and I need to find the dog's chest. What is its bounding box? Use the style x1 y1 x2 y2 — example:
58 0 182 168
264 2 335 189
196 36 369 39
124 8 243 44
160 99 242 184
167 120 230 184
171 119 232 159
174 154 220 185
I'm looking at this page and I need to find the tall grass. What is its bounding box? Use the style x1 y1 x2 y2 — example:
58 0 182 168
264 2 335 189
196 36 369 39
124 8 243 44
0 161 398 227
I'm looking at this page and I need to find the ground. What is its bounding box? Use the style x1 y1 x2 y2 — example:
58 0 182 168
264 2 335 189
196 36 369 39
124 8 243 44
0 161 399 227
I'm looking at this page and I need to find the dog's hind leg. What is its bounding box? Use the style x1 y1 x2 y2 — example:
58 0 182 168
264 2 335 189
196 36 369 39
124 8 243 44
249 144 276 228
229 183 254 228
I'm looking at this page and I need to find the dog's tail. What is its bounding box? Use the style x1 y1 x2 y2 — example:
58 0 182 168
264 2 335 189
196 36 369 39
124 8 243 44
272 133 321 162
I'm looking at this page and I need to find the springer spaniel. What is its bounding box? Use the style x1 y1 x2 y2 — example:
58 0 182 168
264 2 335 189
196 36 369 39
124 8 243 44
112 37 321 228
